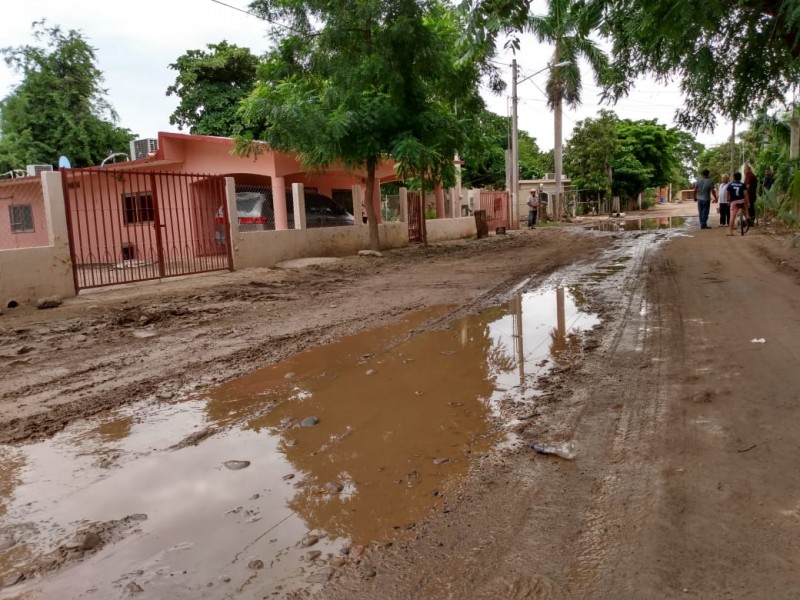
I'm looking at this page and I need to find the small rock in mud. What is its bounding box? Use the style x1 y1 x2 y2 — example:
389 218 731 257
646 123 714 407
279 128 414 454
223 460 251 471
128 513 148 522
247 559 264 570
284 372 296 379
37 296 63 310
305 550 322 561
329 556 347 567
80 532 103 551
433 457 450 466
0 534 16 552
307 567 335 583
365 369 377 375
324 481 344 494
358 250 383 258
359 564 377 578
250 493 261 500
282 473 296 481
124 581 144 595
301 535 320 548
74 334 87 343
300 417 320 427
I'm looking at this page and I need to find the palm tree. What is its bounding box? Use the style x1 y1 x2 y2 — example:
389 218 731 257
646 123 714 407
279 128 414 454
526 0 608 220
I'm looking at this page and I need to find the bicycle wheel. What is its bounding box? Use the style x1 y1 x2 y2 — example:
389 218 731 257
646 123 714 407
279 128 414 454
740 213 749 235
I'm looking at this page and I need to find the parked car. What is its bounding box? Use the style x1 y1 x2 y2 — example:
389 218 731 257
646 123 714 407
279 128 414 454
216 188 354 237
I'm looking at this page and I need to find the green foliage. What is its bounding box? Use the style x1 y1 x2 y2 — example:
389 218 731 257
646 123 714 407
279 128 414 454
598 0 800 131
564 110 685 202
458 109 548 189
239 0 490 249
0 22 133 171
167 41 262 136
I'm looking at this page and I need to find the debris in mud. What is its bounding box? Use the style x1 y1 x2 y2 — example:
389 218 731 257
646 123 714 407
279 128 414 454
307 567 335 583
750 338 766 343
300 416 320 427
123 581 144 595
37 295 63 310
170 426 218 449
282 473 295 480
324 481 344 494
301 534 321 547
530 441 577 460
223 460 251 470
305 550 322 561
358 250 383 258
247 559 265 570
433 457 450 466
365 369 377 375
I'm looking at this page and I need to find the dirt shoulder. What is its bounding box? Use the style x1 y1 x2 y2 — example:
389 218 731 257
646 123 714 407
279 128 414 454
317 224 800 599
0 230 609 444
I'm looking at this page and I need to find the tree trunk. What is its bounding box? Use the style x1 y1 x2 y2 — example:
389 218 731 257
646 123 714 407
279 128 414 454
554 96 564 222
365 156 380 251
791 112 799 161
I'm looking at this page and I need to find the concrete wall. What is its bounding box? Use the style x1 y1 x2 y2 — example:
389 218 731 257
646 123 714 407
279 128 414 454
426 217 476 243
233 222 408 269
0 172 75 304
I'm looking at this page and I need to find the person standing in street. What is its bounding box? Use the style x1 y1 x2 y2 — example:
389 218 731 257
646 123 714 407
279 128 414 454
526 190 539 229
744 164 758 226
718 173 730 227
694 169 718 229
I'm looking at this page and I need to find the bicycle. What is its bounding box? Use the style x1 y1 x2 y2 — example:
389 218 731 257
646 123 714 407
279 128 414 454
735 205 750 236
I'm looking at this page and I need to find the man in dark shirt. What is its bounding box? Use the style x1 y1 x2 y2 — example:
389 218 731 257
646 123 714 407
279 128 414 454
744 164 758 226
726 172 750 236
693 169 718 229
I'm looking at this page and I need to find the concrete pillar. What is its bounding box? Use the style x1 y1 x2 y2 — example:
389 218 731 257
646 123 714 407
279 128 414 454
399 187 408 222
273 176 288 230
352 184 364 226
224 177 239 269
434 183 445 218
41 171 69 246
372 179 383 224
291 182 306 229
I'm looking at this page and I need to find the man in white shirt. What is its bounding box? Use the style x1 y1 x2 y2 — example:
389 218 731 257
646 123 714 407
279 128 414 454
718 173 730 227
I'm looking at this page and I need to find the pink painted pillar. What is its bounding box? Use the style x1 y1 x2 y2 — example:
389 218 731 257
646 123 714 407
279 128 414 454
273 177 288 230
435 183 445 218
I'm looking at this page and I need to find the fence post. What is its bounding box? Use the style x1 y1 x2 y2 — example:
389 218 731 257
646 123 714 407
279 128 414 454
224 177 239 270
273 177 288 230
292 182 306 229
352 184 364 226
399 187 408 222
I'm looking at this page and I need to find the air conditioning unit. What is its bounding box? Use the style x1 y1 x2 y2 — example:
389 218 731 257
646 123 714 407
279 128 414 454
26 164 54 176
129 138 159 160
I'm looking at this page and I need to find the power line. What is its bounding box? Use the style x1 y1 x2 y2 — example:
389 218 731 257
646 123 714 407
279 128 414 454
209 0 300 32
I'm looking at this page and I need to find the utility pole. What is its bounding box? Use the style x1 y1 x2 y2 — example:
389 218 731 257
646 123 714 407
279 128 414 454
510 59 520 229
730 120 736 175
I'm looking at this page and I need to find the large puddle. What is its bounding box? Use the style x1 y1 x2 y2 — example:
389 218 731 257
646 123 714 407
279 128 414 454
0 288 598 599
584 216 687 232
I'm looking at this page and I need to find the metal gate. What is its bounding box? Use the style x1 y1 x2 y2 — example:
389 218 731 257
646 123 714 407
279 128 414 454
62 169 233 290
407 191 423 243
479 190 510 230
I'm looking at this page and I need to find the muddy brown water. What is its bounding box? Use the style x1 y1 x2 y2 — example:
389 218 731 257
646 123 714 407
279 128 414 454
0 288 598 599
584 216 687 232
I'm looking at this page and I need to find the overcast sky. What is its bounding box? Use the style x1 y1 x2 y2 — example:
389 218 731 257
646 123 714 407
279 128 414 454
1 0 733 157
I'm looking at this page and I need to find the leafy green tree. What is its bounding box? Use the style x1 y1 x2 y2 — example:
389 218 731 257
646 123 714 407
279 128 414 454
597 0 800 131
462 0 609 219
564 111 679 204
167 41 262 136
239 0 489 250
563 109 618 197
0 22 133 172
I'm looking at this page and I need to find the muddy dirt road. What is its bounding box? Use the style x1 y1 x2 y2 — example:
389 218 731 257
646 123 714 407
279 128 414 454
2 205 800 599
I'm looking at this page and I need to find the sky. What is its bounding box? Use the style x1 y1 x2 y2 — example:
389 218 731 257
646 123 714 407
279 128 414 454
0 0 734 156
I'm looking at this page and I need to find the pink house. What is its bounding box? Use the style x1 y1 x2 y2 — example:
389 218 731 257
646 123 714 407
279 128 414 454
0 176 50 250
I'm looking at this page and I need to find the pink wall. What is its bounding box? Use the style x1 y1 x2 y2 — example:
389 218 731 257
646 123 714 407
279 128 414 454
0 178 49 249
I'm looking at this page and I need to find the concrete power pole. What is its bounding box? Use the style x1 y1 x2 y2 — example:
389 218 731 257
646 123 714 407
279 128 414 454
510 59 520 229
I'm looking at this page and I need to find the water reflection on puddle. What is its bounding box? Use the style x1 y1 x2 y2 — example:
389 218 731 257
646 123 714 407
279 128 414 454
0 289 598 598
584 216 687 232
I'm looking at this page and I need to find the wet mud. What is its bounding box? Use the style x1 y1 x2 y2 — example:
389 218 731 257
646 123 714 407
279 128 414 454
0 284 599 598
